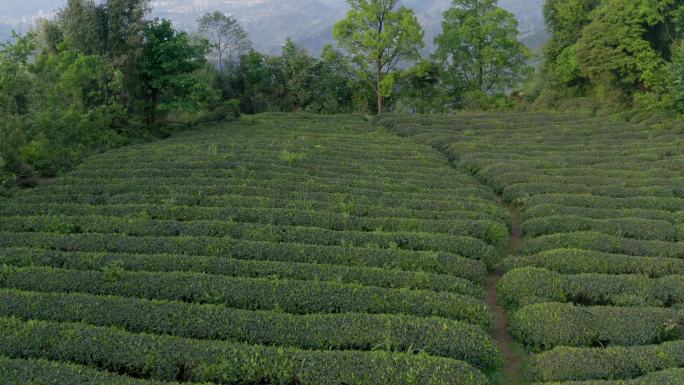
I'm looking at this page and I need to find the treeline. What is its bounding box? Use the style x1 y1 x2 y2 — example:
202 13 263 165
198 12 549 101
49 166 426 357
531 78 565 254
536 0 684 112
0 0 220 190
0 0 534 190
4 0 684 190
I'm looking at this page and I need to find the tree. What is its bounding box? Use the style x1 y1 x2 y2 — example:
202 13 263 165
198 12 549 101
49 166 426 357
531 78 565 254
668 40 684 111
574 0 684 102
197 11 251 72
333 0 424 114
311 45 355 113
138 19 209 127
396 60 446 113
434 0 531 99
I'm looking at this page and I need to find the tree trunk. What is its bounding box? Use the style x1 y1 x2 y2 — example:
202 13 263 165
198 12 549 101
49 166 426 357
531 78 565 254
376 61 383 114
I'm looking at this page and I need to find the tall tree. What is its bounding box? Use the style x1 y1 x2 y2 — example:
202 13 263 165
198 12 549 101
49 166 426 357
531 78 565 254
668 40 684 111
574 0 684 102
57 0 102 55
138 19 209 127
434 0 531 97
197 11 251 72
333 0 424 114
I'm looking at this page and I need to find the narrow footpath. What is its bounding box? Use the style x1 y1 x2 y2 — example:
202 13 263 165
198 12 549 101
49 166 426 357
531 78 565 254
485 201 523 385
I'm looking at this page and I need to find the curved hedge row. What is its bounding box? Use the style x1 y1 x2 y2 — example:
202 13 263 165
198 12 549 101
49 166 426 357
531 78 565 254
536 368 684 385
502 183 679 203
14 190 506 217
0 233 488 278
0 289 501 369
0 317 491 385
505 249 684 278
523 204 679 224
0 356 187 385
498 267 684 307
509 302 682 350
525 340 684 382
0 266 492 327
0 247 485 295
519 232 684 259
0 214 509 252
10 193 510 222
533 368 684 385
0 230 499 265
525 194 684 212
521 216 679 241
0 203 506 242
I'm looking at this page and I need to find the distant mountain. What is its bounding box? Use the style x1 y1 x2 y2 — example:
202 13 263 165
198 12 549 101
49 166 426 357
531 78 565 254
1 0 548 55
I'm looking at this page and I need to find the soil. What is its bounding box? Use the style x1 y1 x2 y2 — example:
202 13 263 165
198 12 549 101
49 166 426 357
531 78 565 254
485 202 523 385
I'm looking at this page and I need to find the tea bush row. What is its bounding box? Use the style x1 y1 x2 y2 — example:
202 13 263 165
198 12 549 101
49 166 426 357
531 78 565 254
0 317 491 385
0 232 488 277
0 289 501 368
0 247 485 294
0 266 492 327
510 302 682 350
499 267 684 307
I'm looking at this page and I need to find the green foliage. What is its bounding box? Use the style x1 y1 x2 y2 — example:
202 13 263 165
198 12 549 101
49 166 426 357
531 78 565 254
0 265 492 327
0 356 184 385
0 289 501 369
0 317 491 385
279 149 307 163
526 340 684 382
668 40 684 112
197 11 251 72
0 1 223 192
511 302 683 351
434 0 532 104
539 0 684 108
333 0 425 113
0 248 484 295
138 19 210 127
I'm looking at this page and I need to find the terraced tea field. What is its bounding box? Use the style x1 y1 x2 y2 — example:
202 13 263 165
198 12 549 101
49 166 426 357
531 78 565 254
2 112 683 385
0 114 510 384
380 113 684 384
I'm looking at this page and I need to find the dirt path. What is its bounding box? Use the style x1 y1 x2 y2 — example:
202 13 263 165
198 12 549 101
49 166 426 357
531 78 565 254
485 202 523 385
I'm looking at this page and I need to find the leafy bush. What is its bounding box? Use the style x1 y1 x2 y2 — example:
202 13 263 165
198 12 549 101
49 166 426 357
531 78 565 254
0 248 484 296
0 289 501 369
0 356 183 385
0 266 492 327
510 302 682 351
0 317 491 385
0 232 487 281
499 267 684 308
526 340 684 382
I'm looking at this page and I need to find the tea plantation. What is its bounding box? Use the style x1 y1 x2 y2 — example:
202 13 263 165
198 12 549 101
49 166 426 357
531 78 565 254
379 112 684 385
1 112 683 384
0 114 511 385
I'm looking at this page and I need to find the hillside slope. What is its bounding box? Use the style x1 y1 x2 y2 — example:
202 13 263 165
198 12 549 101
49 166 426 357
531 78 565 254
379 112 684 385
0 114 510 384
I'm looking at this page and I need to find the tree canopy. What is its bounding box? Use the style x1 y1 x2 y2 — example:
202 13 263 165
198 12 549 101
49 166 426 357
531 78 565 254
333 0 424 114
434 0 532 106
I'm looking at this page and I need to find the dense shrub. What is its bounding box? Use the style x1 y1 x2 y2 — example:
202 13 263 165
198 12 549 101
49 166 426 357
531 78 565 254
519 232 684 259
0 317 491 385
0 266 492 327
510 302 683 351
525 340 684 382
0 289 501 369
0 233 487 280
0 356 183 385
505 249 684 278
499 267 684 308
0 247 484 295
0 214 508 254
522 216 679 241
